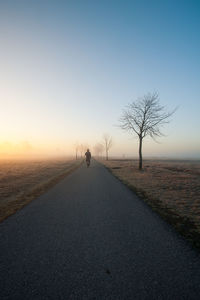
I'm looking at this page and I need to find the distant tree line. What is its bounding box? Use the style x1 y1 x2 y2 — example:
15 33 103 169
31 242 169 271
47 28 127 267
74 92 176 170
75 134 113 161
93 134 113 161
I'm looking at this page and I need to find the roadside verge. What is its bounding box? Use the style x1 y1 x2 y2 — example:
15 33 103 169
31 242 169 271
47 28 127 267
100 159 200 251
0 160 83 223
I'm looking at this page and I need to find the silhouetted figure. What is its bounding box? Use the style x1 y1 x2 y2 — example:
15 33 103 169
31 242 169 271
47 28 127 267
85 149 91 167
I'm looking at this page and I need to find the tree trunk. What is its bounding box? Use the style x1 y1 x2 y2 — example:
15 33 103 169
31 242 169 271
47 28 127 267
106 149 108 160
139 137 143 170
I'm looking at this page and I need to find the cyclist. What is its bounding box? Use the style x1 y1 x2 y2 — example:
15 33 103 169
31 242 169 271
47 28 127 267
85 149 91 167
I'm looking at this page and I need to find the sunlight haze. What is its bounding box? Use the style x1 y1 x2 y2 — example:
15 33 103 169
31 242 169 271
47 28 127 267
0 0 199 159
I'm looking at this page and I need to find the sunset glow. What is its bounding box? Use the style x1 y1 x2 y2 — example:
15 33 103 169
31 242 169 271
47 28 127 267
0 1 200 159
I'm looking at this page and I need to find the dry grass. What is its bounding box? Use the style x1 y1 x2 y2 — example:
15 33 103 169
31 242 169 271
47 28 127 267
101 159 200 250
0 158 83 222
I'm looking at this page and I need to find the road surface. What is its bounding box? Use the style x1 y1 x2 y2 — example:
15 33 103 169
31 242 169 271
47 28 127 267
1 160 200 299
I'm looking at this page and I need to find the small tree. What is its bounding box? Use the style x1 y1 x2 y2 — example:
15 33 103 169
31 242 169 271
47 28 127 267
119 92 175 170
94 143 104 158
79 144 84 158
74 143 80 160
103 134 113 161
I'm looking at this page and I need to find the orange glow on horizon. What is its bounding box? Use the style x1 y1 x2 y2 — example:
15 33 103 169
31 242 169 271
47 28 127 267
0 139 75 160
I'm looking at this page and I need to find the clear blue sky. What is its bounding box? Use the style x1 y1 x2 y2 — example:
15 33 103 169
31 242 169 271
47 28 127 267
0 0 199 158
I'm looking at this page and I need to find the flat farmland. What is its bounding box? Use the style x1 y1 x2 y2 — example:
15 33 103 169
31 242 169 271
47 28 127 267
102 159 200 249
0 159 82 222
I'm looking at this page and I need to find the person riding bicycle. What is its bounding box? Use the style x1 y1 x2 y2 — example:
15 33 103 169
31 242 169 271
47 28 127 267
85 149 91 167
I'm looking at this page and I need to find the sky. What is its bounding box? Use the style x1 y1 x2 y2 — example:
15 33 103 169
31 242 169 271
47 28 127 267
0 0 200 159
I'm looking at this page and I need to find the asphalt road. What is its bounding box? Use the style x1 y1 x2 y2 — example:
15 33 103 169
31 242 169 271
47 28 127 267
1 160 200 299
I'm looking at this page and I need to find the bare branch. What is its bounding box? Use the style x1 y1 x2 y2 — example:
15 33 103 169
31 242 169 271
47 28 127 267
93 143 104 157
119 92 176 169
102 134 113 160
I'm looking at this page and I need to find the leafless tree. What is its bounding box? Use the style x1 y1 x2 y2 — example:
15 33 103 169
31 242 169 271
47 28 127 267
103 134 113 161
79 144 85 158
74 143 80 160
94 143 104 158
119 92 176 170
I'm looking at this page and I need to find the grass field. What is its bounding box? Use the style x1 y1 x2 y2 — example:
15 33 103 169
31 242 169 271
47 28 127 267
1 157 200 250
0 158 83 222
101 158 200 250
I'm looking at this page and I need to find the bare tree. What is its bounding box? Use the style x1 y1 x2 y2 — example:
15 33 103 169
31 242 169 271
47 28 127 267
119 92 176 170
94 143 104 158
74 143 80 160
103 134 113 161
79 144 84 158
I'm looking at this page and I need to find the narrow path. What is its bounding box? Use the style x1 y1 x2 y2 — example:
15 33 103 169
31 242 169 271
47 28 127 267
1 160 200 299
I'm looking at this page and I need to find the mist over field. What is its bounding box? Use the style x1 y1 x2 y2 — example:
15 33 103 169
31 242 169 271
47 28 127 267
1 3 200 298
0 1 199 160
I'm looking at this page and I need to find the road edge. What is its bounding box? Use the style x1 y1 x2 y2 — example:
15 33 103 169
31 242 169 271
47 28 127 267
100 161 200 252
0 160 84 223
